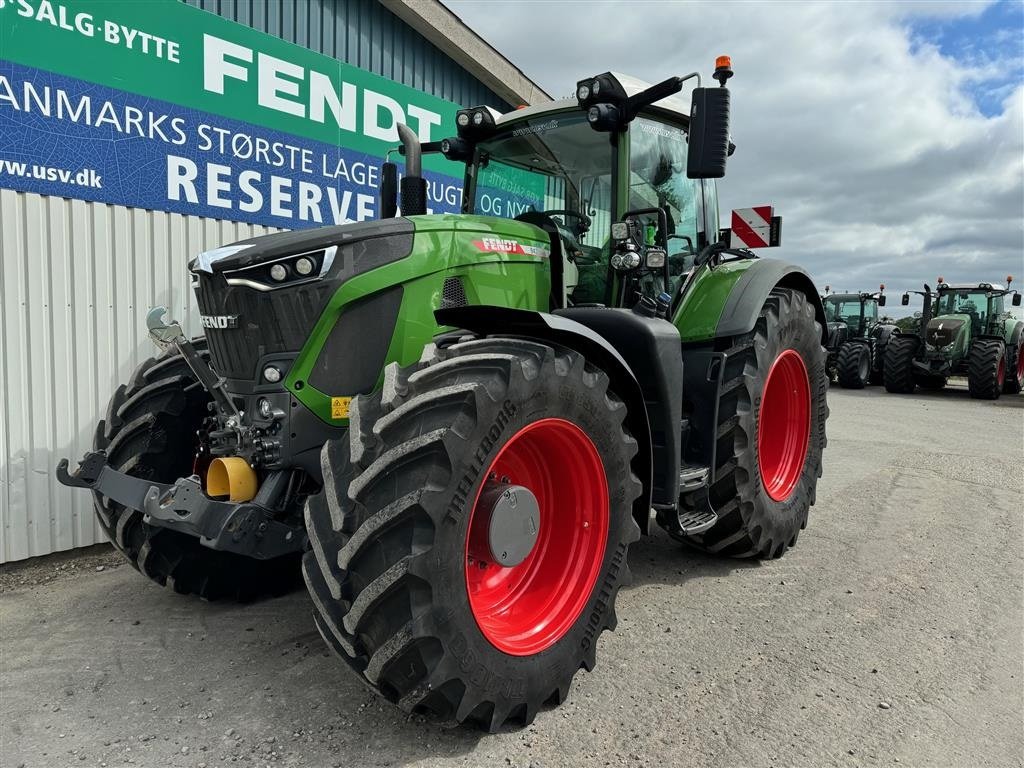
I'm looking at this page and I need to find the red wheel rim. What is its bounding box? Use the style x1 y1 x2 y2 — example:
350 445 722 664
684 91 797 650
758 349 812 502
1017 345 1024 381
997 356 1006 387
465 418 609 656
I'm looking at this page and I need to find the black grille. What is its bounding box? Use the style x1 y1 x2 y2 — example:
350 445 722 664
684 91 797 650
441 277 468 309
927 318 964 348
194 274 333 380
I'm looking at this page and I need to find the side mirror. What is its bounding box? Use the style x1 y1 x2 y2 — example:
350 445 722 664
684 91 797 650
878 295 886 307
901 293 910 306
1013 293 1022 307
687 87 730 179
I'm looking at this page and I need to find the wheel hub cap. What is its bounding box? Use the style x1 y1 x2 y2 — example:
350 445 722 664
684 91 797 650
468 483 540 568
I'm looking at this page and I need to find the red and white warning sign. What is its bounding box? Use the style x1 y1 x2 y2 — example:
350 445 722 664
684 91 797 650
730 206 782 249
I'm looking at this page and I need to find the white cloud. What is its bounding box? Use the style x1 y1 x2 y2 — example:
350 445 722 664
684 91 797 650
446 0 1024 304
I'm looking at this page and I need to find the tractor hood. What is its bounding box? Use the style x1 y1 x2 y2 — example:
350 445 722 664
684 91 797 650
189 214 553 386
827 321 851 348
925 314 970 356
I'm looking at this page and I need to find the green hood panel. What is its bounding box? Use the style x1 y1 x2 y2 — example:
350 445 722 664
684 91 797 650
926 313 971 359
286 215 552 423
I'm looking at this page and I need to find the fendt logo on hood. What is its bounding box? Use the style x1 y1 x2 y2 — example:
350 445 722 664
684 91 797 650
200 314 239 330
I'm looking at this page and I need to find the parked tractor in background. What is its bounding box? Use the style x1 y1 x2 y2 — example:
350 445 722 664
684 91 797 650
885 277 1023 398
822 285 896 388
58 60 830 730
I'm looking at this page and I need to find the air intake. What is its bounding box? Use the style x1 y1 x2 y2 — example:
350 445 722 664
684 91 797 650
441 277 468 309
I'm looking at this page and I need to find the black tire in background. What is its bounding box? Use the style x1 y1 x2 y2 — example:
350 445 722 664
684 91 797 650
303 338 642 731
884 334 919 393
93 341 301 600
668 288 828 559
1002 338 1024 395
967 338 1005 400
836 341 870 389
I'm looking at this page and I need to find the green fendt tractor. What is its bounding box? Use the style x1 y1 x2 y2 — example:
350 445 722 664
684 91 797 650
58 60 830 730
822 284 896 388
885 278 1023 398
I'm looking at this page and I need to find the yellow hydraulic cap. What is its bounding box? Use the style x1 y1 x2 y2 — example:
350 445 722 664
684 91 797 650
206 457 258 502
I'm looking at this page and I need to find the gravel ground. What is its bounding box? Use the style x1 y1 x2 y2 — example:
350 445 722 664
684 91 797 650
2 384 1022 768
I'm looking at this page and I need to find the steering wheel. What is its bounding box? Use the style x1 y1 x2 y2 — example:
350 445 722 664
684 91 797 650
543 210 591 237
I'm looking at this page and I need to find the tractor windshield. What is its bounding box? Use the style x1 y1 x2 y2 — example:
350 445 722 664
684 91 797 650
823 296 865 326
934 289 997 334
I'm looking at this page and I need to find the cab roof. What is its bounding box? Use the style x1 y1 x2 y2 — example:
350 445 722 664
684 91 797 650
937 282 1006 292
494 72 692 127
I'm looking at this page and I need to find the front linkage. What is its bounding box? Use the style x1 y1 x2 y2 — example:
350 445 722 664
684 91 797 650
57 450 302 559
58 307 305 561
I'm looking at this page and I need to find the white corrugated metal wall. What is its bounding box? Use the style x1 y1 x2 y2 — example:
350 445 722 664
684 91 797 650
0 189 280 562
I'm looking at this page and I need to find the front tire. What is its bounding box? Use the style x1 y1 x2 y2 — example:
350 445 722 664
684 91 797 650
668 288 828 559
836 341 870 389
93 341 301 600
303 338 642 731
967 339 1005 400
884 334 919 393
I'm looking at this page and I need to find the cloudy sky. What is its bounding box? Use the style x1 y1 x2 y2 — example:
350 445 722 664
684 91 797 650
446 0 1023 310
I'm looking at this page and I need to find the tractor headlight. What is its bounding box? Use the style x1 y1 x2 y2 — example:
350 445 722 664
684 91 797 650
222 247 336 292
263 366 282 383
587 103 621 132
456 106 499 140
576 83 590 101
646 248 667 269
257 397 273 419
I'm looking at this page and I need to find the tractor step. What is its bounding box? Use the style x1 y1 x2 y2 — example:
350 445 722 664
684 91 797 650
679 464 710 491
676 506 718 535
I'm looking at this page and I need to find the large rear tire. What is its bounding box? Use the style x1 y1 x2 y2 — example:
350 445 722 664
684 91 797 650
836 341 870 389
884 334 919 393
303 338 642 731
93 341 301 600
667 288 828 559
967 339 1004 400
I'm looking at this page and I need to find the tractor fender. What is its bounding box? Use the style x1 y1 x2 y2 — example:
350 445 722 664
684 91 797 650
869 323 899 364
716 259 828 344
435 305 655 533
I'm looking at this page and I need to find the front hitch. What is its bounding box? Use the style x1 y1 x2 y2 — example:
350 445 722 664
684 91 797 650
57 451 304 559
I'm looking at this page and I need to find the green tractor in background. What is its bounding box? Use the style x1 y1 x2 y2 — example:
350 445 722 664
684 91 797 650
58 59 830 730
822 284 897 388
885 278 1023 398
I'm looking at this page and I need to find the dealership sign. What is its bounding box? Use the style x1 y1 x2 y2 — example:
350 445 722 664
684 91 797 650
0 0 466 227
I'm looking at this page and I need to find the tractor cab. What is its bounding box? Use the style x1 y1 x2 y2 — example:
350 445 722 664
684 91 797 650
386 67 736 314
932 283 1006 339
822 291 880 337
